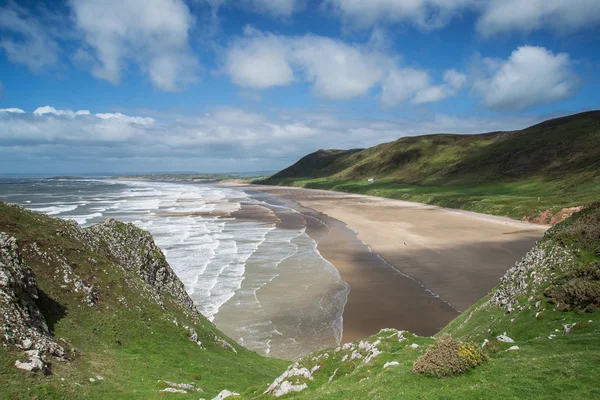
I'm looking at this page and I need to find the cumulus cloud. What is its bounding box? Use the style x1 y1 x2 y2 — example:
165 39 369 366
0 2 60 72
0 105 544 172
477 0 600 37
224 28 461 103
324 0 475 30
225 30 294 89
33 106 91 117
472 46 577 111
224 28 391 99
69 0 199 91
324 0 600 35
381 68 466 106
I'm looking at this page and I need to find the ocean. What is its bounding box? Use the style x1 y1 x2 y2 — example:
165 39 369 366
0 177 349 359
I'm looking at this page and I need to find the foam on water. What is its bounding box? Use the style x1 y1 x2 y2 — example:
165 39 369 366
0 178 350 358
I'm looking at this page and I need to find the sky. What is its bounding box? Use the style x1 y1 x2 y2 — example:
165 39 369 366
0 0 599 174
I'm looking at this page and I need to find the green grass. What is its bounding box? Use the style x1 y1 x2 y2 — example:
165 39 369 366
0 204 287 399
265 177 600 220
250 203 600 399
260 111 600 221
2 197 600 399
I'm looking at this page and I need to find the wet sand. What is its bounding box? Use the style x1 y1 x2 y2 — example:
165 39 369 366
225 184 548 342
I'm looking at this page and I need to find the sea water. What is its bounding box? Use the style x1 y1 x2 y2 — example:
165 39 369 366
0 177 348 359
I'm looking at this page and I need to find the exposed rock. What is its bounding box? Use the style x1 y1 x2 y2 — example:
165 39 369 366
264 363 314 397
493 241 576 313
87 219 194 311
360 339 382 364
15 350 46 373
328 368 338 382
1 233 65 372
214 335 237 353
159 380 203 392
272 381 308 397
161 387 187 393
409 343 420 349
212 389 240 400
496 333 514 343
563 323 576 335
550 207 584 225
507 346 520 351
383 361 399 368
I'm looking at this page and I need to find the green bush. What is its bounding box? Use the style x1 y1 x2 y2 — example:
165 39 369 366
413 334 487 378
545 262 600 312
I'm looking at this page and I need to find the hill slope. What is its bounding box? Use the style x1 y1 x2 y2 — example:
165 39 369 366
1 202 599 399
261 111 600 221
0 203 287 399
250 203 600 399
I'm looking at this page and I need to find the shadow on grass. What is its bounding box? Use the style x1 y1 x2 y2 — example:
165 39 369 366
37 289 67 334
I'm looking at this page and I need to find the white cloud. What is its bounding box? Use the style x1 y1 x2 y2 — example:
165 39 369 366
324 0 475 30
0 105 545 172
478 0 600 37
225 30 294 89
223 30 389 100
0 108 25 113
207 0 304 18
324 0 600 36
225 29 465 103
95 112 155 126
381 68 430 106
290 35 391 100
381 68 466 106
0 3 60 72
444 69 467 89
472 46 577 111
69 0 199 91
34 106 91 117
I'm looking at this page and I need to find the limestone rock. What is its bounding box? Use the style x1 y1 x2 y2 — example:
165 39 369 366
87 219 194 311
1 233 65 372
496 333 514 343
212 389 240 400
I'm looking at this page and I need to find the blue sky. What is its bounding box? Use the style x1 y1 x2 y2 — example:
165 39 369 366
1 0 599 174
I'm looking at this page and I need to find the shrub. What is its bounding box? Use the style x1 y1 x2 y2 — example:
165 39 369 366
545 262 600 312
413 334 487 378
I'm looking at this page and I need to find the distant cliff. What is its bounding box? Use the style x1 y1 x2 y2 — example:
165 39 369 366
260 111 600 222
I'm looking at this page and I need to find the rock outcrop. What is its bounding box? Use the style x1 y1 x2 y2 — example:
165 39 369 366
87 219 194 311
0 233 64 372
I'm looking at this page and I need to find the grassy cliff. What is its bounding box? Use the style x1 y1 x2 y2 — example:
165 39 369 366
0 203 287 399
259 111 600 221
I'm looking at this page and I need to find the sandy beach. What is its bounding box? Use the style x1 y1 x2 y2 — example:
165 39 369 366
227 183 548 343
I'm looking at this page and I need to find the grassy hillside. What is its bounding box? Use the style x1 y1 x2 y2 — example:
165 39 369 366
249 203 600 399
2 202 599 399
260 111 600 221
0 203 287 399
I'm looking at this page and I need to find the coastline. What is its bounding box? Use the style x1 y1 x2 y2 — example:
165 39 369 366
225 183 548 341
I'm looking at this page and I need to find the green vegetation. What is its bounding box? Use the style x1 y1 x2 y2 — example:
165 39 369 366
251 203 600 399
0 203 287 399
1 201 599 399
259 111 600 221
412 334 487 378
